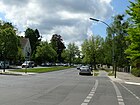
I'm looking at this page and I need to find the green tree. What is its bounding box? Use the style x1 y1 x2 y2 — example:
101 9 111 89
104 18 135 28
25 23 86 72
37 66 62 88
35 41 57 64
107 14 129 68
61 49 69 63
0 22 19 71
25 28 41 59
125 0 140 75
50 34 66 62
103 35 112 66
82 35 104 69
62 43 80 65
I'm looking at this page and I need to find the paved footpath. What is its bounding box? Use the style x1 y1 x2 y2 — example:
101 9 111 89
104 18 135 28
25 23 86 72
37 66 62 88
107 71 140 85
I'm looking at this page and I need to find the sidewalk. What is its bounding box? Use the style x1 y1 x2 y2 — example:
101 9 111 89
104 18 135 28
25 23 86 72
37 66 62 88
109 71 140 85
116 72 140 83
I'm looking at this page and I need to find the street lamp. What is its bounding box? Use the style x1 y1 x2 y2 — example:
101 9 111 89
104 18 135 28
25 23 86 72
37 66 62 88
89 18 116 78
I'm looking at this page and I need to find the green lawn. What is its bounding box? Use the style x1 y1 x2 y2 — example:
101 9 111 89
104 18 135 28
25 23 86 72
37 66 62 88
12 66 72 73
108 72 115 76
104 69 114 76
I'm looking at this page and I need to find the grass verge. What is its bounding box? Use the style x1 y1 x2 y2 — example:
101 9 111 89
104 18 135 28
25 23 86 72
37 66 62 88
12 66 72 73
108 71 115 76
93 69 99 76
94 72 99 76
104 69 114 76
104 69 111 72
94 69 99 72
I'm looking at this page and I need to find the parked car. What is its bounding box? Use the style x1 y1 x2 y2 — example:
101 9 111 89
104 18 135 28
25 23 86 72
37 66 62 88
41 62 52 66
77 64 82 70
79 66 92 75
21 61 35 68
0 61 9 69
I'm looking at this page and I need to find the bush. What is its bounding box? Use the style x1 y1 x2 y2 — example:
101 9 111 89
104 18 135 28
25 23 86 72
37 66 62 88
131 68 140 77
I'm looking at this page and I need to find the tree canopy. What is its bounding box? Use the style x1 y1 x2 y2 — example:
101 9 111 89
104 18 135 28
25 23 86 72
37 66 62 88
50 34 66 62
82 35 104 69
25 28 41 56
35 41 57 64
125 0 140 66
62 42 80 65
0 22 19 61
106 14 129 68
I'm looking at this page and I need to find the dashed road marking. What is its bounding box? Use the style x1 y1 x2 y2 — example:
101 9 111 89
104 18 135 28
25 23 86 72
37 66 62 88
90 91 95 94
119 102 125 105
118 98 123 102
81 103 88 105
111 81 125 105
86 96 92 99
88 93 94 96
84 99 90 103
81 80 98 105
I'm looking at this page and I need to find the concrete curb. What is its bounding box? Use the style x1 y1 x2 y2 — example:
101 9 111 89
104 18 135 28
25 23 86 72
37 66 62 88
0 70 36 76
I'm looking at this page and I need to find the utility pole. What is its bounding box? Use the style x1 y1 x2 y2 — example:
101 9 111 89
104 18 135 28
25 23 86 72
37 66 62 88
89 18 116 78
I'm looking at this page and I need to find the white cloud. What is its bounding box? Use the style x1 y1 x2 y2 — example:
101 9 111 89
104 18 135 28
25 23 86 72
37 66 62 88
0 0 113 47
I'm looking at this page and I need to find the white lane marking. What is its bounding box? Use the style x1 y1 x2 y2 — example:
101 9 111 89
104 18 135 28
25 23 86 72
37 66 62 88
117 96 122 98
111 81 125 105
119 83 140 102
81 103 88 105
119 102 125 105
84 99 90 103
90 91 95 94
86 96 92 99
81 80 98 105
125 82 140 86
88 93 94 96
118 98 123 102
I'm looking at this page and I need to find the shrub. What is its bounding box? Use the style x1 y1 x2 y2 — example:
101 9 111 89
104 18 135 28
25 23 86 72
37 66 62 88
131 68 140 77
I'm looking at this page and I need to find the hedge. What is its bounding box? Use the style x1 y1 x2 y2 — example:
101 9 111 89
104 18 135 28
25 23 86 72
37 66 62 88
131 68 140 77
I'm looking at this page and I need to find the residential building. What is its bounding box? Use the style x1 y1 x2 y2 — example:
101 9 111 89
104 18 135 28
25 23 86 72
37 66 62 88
20 38 31 59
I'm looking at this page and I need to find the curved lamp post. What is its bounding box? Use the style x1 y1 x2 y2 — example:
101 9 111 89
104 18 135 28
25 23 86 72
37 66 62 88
89 18 116 78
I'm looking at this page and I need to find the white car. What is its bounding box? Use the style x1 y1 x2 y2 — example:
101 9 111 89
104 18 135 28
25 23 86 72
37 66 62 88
79 66 92 75
22 61 35 68
0 61 10 69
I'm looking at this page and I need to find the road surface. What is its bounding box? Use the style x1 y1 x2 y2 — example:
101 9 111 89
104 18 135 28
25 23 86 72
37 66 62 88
0 68 139 105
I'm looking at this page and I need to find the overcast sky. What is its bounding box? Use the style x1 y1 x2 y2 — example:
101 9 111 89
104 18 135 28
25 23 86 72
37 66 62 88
0 0 134 46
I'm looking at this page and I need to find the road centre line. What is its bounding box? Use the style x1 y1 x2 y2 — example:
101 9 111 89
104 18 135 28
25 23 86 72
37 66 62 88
111 81 125 105
81 80 98 105
119 83 140 102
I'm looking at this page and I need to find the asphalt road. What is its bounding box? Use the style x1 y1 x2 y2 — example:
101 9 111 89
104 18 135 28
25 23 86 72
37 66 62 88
0 68 139 105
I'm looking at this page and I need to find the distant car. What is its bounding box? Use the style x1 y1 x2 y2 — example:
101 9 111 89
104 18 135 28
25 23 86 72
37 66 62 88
41 62 52 66
0 61 9 69
79 66 92 75
22 61 35 68
63 63 69 66
77 65 82 70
